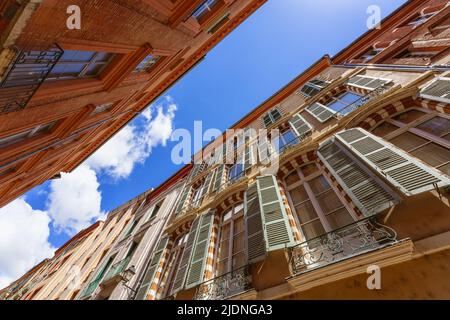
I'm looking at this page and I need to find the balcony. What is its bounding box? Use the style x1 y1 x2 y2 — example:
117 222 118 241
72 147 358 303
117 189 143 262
288 216 397 276
102 257 131 285
0 45 63 114
194 265 252 300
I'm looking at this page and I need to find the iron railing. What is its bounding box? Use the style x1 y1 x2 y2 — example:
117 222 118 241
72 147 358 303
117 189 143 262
288 215 397 276
333 83 392 118
0 45 63 114
277 130 312 155
103 257 131 283
194 265 252 300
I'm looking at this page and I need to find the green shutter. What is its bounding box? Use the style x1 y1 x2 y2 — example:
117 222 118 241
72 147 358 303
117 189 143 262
245 182 266 263
170 217 200 294
185 210 215 289
212 164 226 193
257 175 296 251
289 113 312 140
257 135 272 165
318 139 400 216
305 102 335 123
348 75 391 90
190 163 206 180
202 169 216 197
135 236 169 300
174 185 192 216
420 78 450 103
336 128 450 196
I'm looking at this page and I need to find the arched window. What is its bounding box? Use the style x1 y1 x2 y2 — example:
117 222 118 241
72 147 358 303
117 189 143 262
161 233 188 297
371 108 450 175
284 162 354 241
215 203 246 276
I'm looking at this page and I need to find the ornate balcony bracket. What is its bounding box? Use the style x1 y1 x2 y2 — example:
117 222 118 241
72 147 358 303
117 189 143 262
288 216 397 276
194 265 252 300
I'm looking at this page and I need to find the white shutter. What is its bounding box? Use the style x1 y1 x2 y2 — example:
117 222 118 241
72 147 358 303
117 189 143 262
318 139 400 216
305 102 336 123
336 128 450 195
212 164 226 193
420 77 450 104
348 75 391 90
257 134 272 165
289 113 312 140
174 185 192 217
245 182 266 263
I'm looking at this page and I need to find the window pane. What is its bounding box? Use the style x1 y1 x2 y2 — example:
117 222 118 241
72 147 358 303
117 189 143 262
285 171 300 186
390 132 428 151
339 92 362 104
60 50 95 62
327 100 346 112
326 208 354 230
233 233 245 254
289 185 309 204
233 216 245 235
411 142 450 168
308 175 331 195
301 219 326 241
295 200 318 224
282 129 296 145
416 117 450 138
393 110 426 124
372 122 400 137
316 189 344 214
301 163 318 177
218 240 229 260
232 253 246 270
217 259 228 276
223 209 232 222
437 163 450 176
94 52 115 62
234 203 244 215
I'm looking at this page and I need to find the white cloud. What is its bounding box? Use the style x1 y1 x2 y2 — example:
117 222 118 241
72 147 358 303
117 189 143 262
86 96 177 179
0 198 55 288
47 164 104 236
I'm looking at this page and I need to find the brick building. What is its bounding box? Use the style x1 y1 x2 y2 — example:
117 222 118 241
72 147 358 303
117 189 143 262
2 0 450 300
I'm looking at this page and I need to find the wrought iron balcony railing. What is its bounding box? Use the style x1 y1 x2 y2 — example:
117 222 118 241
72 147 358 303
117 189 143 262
194 265 252 300
288 216 397 276
333 83 392 118
103 257 131 283
277 131 312 155
0 46 63 114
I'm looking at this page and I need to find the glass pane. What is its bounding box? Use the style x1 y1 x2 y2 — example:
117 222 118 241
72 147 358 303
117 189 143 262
339 92 362 104
217 259 228 276
327 100 346 112
316 189 344 214
390 132 428 152
282 129 297 145
234 203 244 215
393 110 426 124
308 175 331 195
289 185 309 204
372 122 400 137
60 50 95 62
301 219 326 241
84 63 104 76
301 163 318 177
218 240 229 260
437 163 450 176
285 171 300 186
326 208 354 230
295 200 318 224
232 233 245 254
222 209 232 222
220 224 230 239
232 253 246 270
94 52 115 62
233 217 245 235
411 143 450 167
416 117 450 138
50 63 85 75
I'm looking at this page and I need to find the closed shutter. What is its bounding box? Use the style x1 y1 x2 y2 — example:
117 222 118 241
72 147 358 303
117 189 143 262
245 182 266 263
318 139 399 216
305 103 336 123
289 113 312 140
190 163 206 180
212 164 226 193
257 135 272 165
202 169 216 197
185 211 215 289
174 185 192 216
348 75 391 90
170 217 200 294
420 78 450 104
244 143 257 171
257 175 296 251
135 236 169 300
336 128 450 195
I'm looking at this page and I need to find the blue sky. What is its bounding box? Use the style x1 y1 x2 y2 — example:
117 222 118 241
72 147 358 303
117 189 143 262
1 0 407 281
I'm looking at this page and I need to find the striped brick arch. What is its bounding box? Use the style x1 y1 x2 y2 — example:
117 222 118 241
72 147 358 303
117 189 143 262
417 97 450 115
276 177 302 242
277 150 317 180
147 239 174 300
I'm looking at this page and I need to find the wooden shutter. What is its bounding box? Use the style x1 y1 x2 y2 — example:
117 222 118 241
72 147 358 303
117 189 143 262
348 75 391 90
289 113 312 140
135 236 169 300
318 139 400 216
202 169 216 197
185 210 215 289
174 185 192 216
336 128 450 195
245 182 266 263
190 163 206 180
257 134 272 165
170 217 200 294
212 164 226 193
271 108 282 122
305 102 335 123
420 78 450 104
244 143 257 171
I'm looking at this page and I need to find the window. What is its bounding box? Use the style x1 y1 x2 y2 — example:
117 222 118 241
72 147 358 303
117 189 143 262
0 121 56 149
404 12 437 27
124 219 140 238
228 163 244 182
395 48 439 59
148 200 163 221
47 50 116 81
420 78 450 104
299 79 330 97
326 91 362 115
92 102 114 115
273 128 298 153
359 47 384 62
347 75 391 90
262 108 283 127
134 54 160 73
305 102 336 123
191 0 220 20
162 234 188 297
216 203 246 276
284 163 354 241
371 109 450 175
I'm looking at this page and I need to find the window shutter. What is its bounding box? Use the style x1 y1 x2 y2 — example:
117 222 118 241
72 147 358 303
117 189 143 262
263 114 272 128
212 164 226 193
336 128 450 195
420 78 450 104
348 75 391 90
190 163 206 180
185 210 215 289
170 217 200 294
318 139 400 216
289 113 312 140
305 102 336 123
257 175 296 251
244 182 266 263
244 143 257 171
257 135 272 165
174 185 192 216
134 236 169 300
271 108 282 122
202 169 216 197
